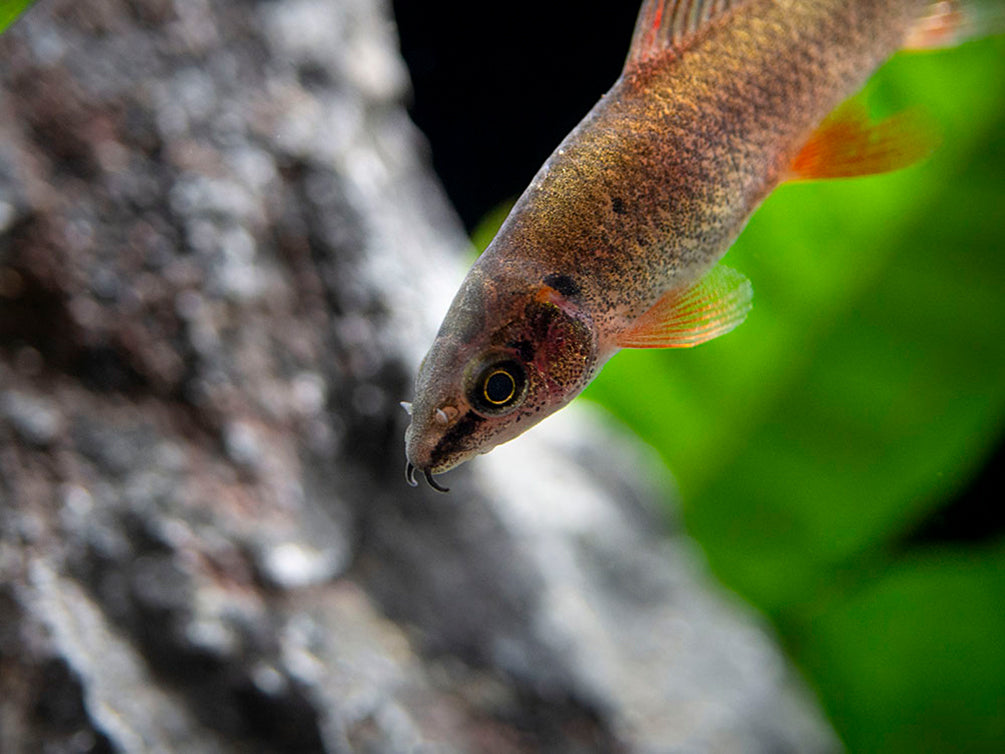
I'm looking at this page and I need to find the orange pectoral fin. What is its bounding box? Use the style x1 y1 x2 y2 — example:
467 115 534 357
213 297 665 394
616 266 753 349
786 100 939 182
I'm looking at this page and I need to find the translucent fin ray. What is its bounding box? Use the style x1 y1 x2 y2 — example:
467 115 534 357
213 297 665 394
786 100 938 182
617 266 753 349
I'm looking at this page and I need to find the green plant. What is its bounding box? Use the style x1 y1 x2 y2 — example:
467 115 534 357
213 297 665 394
1 0 35 33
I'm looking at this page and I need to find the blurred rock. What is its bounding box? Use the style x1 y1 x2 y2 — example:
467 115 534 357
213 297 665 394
1 389 63 446
0 0 839 752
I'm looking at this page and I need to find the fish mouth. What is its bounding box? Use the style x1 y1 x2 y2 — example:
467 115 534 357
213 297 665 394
405 460 450 493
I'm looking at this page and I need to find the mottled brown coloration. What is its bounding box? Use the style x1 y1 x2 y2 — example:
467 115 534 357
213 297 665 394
406 0 932 481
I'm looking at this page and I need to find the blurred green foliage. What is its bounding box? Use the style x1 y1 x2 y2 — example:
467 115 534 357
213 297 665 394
0 0 35 33
475 35 1005 754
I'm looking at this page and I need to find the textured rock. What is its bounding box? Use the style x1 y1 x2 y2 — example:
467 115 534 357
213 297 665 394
0 0 839 752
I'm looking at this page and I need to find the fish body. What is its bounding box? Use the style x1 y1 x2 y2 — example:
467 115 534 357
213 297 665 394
405 0 966 487
493 0 921 333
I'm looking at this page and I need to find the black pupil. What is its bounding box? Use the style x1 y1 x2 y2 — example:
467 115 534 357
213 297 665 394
485 370 515 404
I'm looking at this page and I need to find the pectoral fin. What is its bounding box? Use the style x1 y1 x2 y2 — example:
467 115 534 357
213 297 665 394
616 266 753 349
786 100 938 182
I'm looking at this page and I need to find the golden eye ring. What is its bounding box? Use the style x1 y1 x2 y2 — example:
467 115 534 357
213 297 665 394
483 368 517 405
468 359 527 415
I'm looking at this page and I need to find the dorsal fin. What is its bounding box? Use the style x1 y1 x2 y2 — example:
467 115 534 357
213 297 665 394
625 0 748 71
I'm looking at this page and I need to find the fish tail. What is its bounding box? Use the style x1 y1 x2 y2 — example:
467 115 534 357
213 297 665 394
904 0 1005 50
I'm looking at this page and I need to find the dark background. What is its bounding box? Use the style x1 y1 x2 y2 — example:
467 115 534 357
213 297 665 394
391 1 639 230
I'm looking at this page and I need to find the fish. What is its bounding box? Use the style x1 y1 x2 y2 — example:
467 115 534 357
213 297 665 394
404 0 996 491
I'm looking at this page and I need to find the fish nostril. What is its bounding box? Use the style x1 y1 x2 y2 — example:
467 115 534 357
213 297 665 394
433 405 459 426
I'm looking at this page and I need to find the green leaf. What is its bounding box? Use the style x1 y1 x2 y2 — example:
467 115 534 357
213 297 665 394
1 0 36 33
471 199 514 254
794 545 1005 753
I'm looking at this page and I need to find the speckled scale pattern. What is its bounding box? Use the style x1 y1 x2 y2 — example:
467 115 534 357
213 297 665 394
481 0 924 343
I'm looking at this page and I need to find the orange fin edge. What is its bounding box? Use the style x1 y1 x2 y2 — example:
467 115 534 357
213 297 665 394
616 266 753 349
786 100 939 182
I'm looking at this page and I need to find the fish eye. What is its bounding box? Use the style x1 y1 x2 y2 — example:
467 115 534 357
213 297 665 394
484 368 516 405
469 359 527 414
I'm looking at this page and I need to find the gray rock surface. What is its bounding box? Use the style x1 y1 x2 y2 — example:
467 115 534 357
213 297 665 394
0 0 839 751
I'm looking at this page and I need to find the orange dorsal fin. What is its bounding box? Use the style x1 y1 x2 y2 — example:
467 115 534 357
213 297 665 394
616 266 753 349
786 100 938 182
904 0 1005 50
625 0 751 71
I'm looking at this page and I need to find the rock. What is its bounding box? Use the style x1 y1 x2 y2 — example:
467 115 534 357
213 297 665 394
0 0 839 752
1 390 63 447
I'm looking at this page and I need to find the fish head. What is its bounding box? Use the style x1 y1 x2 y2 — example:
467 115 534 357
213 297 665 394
405 263 597 486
